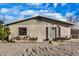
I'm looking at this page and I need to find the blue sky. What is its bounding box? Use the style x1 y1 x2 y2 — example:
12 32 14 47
0 3 79 24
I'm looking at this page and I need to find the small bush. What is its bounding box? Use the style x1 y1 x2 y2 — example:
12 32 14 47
53 36 71 41
23 37 27 40
28 37 38 41
23 36 30 40
14 36 21 40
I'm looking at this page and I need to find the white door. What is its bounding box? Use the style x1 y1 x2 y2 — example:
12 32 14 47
50 27 61 40
50 27 56 40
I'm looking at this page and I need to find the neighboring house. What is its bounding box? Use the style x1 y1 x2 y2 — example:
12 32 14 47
71 29 79 39
6 15 73 42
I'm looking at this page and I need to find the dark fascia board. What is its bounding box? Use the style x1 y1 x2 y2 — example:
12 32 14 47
5 15 74 26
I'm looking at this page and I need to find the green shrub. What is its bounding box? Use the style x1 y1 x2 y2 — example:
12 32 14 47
0 20 10 42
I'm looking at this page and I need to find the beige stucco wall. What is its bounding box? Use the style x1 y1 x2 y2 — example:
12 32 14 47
8 18 71 42
60 26 71 38
9 25 46 42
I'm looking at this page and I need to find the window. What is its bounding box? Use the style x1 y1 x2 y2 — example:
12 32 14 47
18 27 27 35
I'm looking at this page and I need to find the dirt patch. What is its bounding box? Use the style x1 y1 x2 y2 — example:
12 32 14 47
0 41 79 56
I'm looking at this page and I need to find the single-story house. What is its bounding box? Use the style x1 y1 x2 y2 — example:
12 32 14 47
6 15 73 42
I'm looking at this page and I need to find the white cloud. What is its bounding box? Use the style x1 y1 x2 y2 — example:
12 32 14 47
12 10 20 15
53 3 58 8
45 13 67 21
61 3 67 6
4 15 25 24
45 13 53 16
9 6 22 15
20 10 35 16
65 12 74 17
0 6 21 16
4 9 50 23
20 9 67 21
20 9 50 16
39 9 49 13
0 8 9 13
27 3 41 6
0 6 23 23
33 14 40 17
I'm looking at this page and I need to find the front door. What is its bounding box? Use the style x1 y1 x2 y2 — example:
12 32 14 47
50 27 61 40
50 27 56 40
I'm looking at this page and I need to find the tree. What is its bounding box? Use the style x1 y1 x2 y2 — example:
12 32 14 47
66 14 79 29
0 20 10 42
66 14 76 23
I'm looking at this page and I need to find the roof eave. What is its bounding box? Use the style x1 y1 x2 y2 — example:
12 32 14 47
5 15 74 26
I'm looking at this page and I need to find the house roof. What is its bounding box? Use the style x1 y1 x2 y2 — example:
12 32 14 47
5 15 74 26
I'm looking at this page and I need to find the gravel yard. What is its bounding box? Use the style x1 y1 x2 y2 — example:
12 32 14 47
0 39 79 56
